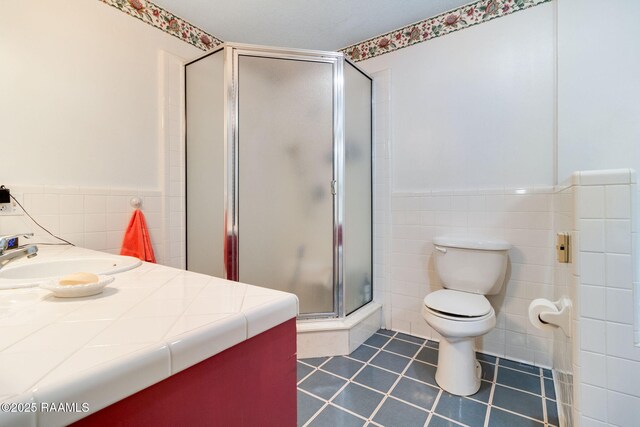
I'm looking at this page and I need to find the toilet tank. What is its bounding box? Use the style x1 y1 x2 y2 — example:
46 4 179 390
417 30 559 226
433 236 510 295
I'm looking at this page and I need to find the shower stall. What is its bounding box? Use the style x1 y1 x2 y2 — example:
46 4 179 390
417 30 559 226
185 43 372 319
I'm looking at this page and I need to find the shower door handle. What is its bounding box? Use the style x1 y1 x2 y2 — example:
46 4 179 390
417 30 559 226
331 180 337 195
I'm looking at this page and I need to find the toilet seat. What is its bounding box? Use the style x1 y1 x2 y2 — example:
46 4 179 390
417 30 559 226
424 290 492 319
424 305 494 322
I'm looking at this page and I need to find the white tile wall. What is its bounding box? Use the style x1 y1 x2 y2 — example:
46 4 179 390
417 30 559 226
572 169 640 427
0 186 163 262
389 187 556 367
161 52 186 269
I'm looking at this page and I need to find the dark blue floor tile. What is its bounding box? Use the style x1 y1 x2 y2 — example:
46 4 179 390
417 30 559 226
546 399 559 426
299 370 347 400
470 380 492 403
416 346 439 365
353 365 399 393
434 392 488 427
384 338 421 357
390 377 439 411
321 356 365 379
544 378 556 400
425 340 439 349
498 359 540 375
427 414 461 426
373 397 429 427
404 360 438 386
308 404 365 427
348 344 378 362
301 356 330 367
496 366 542 395
297 331 553 427
492 385 544 421
480 360 495 381
365 333 392 348
297 390 324 426
298 361 315 382
476 352 497 364
488 407 543 426
332 383 385 418
395 332 426 345
370 350 411 373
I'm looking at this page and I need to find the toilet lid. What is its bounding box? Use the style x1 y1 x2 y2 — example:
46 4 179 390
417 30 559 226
424 290 492 317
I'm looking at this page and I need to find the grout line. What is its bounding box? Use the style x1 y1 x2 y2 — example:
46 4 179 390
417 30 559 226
297 367 316 386
326 401 369 422
302 401 329 427
483 358 499 427
411 355 439 368
425 389 443 427
499 364 545 378
493 382 546 399
297 355 334 388
297 359 317 369
298 387 330 427
540 370 548 425
430 413 468 427
423 411 433 427
490 405 546 424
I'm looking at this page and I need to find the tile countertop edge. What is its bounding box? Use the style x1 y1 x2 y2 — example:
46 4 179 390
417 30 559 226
31 343 172 427
244 294 299 339
167 312 248 375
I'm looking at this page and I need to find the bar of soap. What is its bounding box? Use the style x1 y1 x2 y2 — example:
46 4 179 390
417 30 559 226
59 272 99 286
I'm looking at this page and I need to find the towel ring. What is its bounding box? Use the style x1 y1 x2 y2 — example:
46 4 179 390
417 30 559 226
130 197 142 209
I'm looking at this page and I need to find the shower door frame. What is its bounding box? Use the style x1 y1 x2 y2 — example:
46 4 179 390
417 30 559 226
226 44 344 319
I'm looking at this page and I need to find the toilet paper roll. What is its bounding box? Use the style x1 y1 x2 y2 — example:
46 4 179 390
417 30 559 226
528 298 558 331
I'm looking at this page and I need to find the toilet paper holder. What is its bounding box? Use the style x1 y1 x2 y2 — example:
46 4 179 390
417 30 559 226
529 297 572 337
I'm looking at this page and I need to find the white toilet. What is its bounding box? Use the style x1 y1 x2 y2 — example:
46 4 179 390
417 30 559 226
422 236 510 396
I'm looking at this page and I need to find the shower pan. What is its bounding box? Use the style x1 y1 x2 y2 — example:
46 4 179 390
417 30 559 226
185 43 373 320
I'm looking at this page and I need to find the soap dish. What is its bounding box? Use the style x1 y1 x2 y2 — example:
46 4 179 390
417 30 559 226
40 275 115 298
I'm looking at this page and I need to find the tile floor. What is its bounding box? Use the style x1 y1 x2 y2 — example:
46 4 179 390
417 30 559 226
297 329 558 427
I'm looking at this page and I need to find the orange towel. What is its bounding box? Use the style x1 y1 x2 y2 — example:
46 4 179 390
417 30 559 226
120 209 156 263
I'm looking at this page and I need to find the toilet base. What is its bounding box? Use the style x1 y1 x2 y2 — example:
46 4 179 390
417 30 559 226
434 337 481 396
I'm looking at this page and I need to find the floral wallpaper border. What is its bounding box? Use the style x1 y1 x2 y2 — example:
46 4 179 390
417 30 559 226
340 0 552 62
100 0 222 51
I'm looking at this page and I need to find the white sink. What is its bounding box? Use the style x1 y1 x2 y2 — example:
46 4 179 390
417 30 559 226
0 256 142 289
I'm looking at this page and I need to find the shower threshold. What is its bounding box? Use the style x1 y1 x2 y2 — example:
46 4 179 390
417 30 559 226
296 302 382 358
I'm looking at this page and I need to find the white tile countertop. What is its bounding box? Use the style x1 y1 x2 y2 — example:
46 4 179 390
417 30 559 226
0 246 298 427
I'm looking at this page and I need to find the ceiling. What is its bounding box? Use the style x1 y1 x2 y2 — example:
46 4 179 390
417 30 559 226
153 0 473 51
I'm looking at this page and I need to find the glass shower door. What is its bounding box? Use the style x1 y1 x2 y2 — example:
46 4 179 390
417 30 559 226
237 55 336 316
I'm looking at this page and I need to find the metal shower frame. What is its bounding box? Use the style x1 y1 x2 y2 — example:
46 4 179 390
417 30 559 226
186 42 373 319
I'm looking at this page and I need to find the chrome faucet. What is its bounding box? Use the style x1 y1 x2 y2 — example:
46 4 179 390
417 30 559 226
0 233 38 268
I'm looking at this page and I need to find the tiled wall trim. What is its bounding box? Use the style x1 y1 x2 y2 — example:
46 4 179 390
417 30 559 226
340 0 552 62
99 0 222 51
